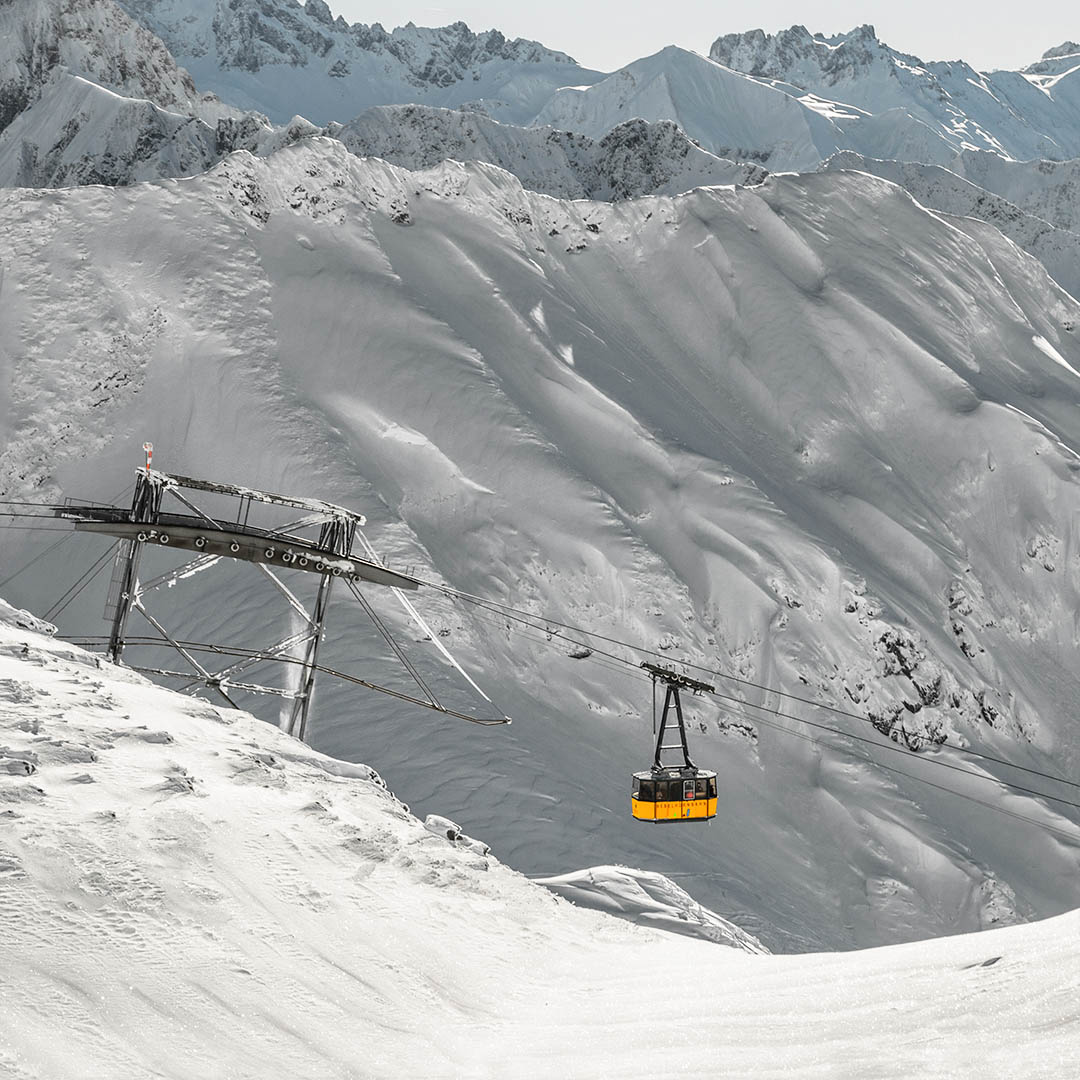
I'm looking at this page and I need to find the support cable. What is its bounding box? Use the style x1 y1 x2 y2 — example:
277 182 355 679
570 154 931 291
43 543 118 621
345 578 441 708
413 577 1080 795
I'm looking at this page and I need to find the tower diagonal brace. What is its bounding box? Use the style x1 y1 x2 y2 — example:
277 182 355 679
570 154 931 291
284 574 334 742
106 539 142 665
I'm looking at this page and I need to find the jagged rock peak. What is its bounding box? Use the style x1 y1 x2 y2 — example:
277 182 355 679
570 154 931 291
119 0 579 77
709 24 924 82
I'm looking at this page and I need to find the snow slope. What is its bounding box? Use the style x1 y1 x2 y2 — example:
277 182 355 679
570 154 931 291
0 69 320 188
0 0 227 128
711 25 1080 163
823 153 1080 300
0 0 306 188
3 143 1080 953
0 2 762 199
2 598 1079 1078
532 46 846 171
116 0 604 125
948 150 1080 234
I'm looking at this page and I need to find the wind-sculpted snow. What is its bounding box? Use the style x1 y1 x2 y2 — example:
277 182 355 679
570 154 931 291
536 865 770 950
3 142 1080 952
711 25 1080 163
823 153 1080 301
116 0 603 125
4 598 1080 1077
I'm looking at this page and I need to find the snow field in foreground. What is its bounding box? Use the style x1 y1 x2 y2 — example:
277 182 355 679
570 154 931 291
0 601 1078 1078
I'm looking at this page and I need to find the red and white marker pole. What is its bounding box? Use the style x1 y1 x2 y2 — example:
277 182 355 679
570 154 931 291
143 442 153 472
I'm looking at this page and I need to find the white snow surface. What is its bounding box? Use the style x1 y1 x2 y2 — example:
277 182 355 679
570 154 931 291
535 865 769 950
2 599 1080 1078
822 153 1080 300
0 0 304 188
0 2 765 199
0 0 238 125
4 143 1080 954
947 151 1080 234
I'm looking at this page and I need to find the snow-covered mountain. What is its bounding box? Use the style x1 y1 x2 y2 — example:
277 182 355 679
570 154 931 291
532 45 847 172
0 0 307 188
115 0 604 125
711 25 1080 163
2 0 758 200
4 140 1080 952
824 153 1080 300
947 150 1080 234
4 597 1078 1078
0 69 321 187
334 106 766 200
538 26 1080 173
0 0 221 127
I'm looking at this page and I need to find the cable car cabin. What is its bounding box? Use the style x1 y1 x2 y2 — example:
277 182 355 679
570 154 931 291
632 769 717 822
633 663 718 824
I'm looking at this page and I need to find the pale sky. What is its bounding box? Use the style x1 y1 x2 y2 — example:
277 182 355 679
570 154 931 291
328 1 1076 74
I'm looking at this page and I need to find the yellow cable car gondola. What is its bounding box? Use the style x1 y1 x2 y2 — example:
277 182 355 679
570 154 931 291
632 663 717 823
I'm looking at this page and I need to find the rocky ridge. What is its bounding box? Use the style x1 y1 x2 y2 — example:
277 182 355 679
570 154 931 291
334 106 767 201
824 152 1080 300
709 25 1080 163
115 0 603 124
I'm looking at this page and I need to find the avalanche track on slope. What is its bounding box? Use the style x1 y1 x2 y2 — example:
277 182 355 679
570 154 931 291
3 141 1080 952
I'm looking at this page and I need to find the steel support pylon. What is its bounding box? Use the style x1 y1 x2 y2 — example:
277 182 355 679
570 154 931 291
283 574 334 742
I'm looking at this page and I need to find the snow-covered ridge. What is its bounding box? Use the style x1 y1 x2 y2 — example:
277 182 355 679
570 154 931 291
0 0 223 128
333 106 766 200
823 152 1080 300
709 24 1080 163
4 141 1080 951
531 45 845 172
116 0 604 124
0 0 302 187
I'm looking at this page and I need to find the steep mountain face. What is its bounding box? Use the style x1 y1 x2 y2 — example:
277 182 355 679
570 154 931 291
824 153 1080 301
711 25 1080 163
0 68 318 187
0 2 764 199
0 0 212 131
334 106 766 200
0 0 300 188
116 0 604 124
532 45 846 172
3 141 1080 952
948 150 1080 234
